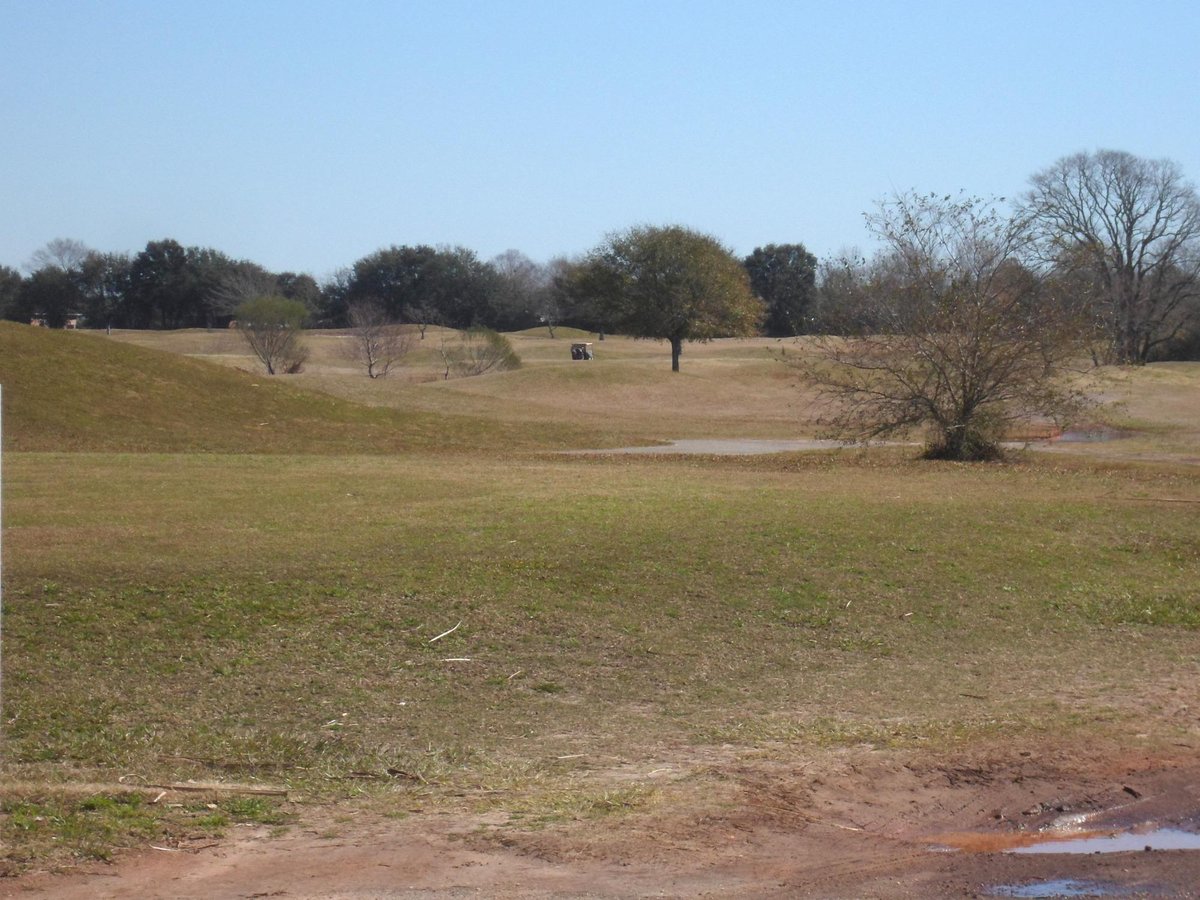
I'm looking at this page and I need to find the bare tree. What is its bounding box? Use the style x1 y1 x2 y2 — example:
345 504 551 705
792 193 1092 461
401 302 441 339
210 264 278 317
1024 150 1200 364
26 238 90 273
235 296 309 375
346 299 412 378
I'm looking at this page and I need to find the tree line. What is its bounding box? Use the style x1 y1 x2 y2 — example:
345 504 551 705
2 149 1198 365
0 236 816 342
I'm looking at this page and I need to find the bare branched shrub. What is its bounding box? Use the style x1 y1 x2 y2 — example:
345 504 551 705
235 295 309 375
346 299 412 378
436 328 521 379
790 193 1093 461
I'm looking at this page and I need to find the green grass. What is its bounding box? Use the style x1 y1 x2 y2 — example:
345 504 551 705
0 788 290 874
1 324 1199 872
5 453 1198 795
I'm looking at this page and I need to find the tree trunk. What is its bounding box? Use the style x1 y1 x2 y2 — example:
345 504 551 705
670 336 682 372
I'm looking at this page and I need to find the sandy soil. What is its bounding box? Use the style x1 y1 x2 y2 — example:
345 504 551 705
7 740 1200 899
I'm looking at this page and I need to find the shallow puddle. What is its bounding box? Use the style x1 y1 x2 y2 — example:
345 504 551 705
930 825 1200 855
1054 426 1131 443
1011 827 1200 855
987 879 1124 898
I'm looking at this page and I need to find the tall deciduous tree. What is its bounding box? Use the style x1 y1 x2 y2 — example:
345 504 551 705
26 238 90 274
580 225 763 371
794 193 1091 461
489 249 545 332
743 243 818 336
1024 150 1200 364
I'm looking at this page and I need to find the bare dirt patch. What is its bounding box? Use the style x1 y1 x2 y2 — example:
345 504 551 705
8 740 1200 899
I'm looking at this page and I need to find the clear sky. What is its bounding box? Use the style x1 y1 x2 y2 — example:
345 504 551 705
3 1 1198 280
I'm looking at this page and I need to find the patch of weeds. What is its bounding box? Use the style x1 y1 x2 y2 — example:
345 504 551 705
1 792 159 868
220 796 288 825
191 811 229 830
532 682 565 694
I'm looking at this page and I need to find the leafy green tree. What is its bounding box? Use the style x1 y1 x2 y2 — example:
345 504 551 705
126 239 200 328
580 225 763 371
0 265 24 321
348 245 499 329
78 252 132 328
276 271 322 316
18 267 81 328
743 243 817 336
234 296 309 375
125 240 249 329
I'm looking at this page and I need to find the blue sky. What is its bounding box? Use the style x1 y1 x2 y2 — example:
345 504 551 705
2 1 1198 280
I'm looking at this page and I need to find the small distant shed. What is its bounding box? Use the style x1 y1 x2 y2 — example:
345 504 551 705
570 342 594 360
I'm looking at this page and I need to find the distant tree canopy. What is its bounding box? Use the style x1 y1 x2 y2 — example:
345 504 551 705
2 237 326 331
489 249 564 333
19 266 81 328
0 265 21 320
9 147 1196 365
578 225 763 371
346 245 500 330
743 243 818 336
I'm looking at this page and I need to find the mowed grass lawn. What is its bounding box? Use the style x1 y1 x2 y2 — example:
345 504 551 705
2 324 1199 870
6 453 1199 782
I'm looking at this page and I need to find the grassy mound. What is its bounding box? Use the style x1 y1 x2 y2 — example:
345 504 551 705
0 323 597 453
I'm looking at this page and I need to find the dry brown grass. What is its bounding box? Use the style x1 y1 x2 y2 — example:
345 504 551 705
112 328 1199 456
110 328 826 442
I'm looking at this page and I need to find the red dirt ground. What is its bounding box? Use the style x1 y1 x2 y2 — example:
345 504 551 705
6 740 1200 898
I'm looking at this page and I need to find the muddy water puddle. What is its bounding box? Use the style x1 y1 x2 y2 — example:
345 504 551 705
1053 425 1133 443
1012 827 1200 855
931 825 1200 855
987 879 1154 898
